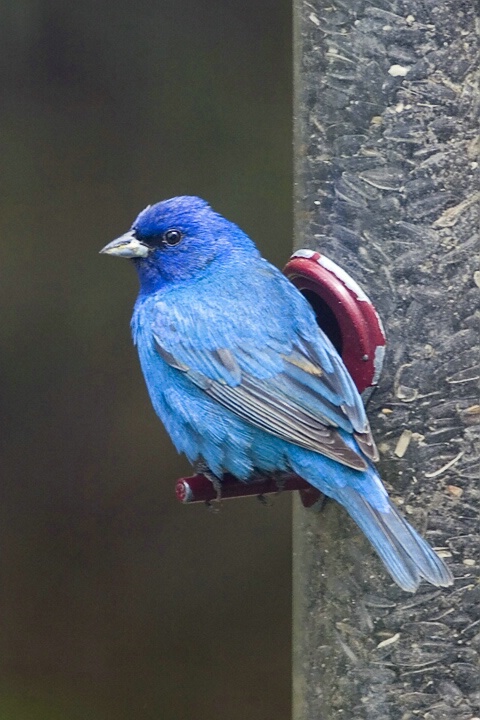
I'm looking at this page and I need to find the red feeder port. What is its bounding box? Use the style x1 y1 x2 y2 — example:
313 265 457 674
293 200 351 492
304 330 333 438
176 249 386 504
284 250 386 394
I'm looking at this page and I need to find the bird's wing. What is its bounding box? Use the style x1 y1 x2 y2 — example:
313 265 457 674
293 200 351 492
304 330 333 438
149 271 377 471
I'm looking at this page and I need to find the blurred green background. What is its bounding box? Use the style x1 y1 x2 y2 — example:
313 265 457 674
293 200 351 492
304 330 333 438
0 1 292 718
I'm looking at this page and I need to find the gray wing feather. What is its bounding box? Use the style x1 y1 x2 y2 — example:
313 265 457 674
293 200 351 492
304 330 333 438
155 339 370 470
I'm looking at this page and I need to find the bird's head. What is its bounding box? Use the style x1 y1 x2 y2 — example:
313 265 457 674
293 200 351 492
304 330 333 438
100 196 258 292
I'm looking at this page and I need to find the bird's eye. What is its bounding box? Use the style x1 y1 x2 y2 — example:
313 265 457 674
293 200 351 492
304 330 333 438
163 229 183 246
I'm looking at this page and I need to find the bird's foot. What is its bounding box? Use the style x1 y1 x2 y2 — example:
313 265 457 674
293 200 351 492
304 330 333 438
195 461 223 507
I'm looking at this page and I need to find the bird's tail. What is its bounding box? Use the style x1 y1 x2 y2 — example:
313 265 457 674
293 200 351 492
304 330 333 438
334 486 453 592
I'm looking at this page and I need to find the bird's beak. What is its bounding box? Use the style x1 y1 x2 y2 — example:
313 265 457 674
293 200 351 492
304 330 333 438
99 231 150 258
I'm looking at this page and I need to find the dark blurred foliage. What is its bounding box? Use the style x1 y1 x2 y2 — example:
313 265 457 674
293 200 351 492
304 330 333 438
0 1 292 718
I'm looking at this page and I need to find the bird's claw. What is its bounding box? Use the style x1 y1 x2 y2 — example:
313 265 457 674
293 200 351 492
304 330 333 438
195 461 222 506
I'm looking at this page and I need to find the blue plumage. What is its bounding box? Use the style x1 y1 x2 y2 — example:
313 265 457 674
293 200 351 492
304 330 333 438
101 196 453 592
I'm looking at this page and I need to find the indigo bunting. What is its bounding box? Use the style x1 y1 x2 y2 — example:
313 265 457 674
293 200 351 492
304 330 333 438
101 196 452 592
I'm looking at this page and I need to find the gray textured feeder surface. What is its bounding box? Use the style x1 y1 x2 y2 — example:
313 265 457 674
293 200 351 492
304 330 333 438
293 1 480 718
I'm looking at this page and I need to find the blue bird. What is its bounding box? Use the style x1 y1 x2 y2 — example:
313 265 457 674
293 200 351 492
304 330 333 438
101 196 453 592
